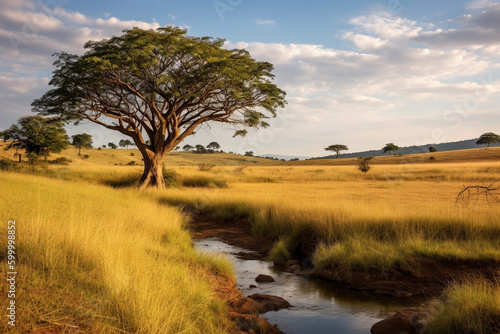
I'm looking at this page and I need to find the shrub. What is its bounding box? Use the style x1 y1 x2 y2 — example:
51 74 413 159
50 157 72 165
163 168 180 187
0 159 18 171
358 156 374 173
83 154 89 159
127 161 137 166
198 164 215 172
130 153 134 156
182 176 227 188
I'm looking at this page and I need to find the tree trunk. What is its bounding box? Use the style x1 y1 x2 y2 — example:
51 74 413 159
138 152 166 189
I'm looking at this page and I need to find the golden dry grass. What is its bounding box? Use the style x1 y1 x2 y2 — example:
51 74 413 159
153 162 500 271
0 172 234 333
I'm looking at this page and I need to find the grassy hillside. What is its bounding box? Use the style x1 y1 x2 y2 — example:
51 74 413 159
0 141 275 167
0 173 234 333
293 147 500 166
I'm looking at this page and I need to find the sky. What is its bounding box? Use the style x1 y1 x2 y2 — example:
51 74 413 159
1 0 499 157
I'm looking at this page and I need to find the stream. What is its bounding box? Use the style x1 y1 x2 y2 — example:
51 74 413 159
195 237 424 334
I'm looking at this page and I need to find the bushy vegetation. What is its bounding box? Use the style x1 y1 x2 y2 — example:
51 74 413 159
0 158 18 171
50 157 72 165
182 175 228 188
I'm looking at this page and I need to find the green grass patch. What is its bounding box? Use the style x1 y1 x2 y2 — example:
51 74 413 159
424 276 500 334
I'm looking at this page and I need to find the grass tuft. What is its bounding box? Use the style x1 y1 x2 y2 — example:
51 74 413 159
424 276 500 334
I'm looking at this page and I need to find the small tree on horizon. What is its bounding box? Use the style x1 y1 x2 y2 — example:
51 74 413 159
382 143 399 155
325 144 348 159
119 139 134 149
476 132 500 148
195 144 206 154
183 144 194 151
72 133 93 155
207 142 221 151
429 146 437 153
108 142 117 149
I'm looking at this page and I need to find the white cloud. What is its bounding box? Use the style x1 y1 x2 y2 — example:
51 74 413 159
466 0 499 9
343 32 387 50
256 19 276 26
349 13 422 39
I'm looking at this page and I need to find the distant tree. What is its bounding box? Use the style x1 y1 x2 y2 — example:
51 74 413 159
325 144 348 159
245 151 254 156
358 156 374 173
476 132 500 148
102 145 106 148
429 146 437 153
195 144 207 154
290 158 299 161
119 139 134 149
174 146 180 151
382 143 399 155
0 131 9 142
72 133 93 155
183 144 194 151
207 142 221 151
108 142 117 149
1 116 69 162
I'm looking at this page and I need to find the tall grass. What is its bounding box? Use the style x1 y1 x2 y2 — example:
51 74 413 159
0 172 233 333
154 167 500 272
424 276 500 334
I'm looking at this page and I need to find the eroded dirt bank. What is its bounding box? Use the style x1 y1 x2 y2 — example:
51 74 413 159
190 213 500 333
191 213 500 297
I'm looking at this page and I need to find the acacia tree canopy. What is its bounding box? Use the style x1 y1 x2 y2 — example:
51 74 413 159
382 143 399 155
32 26 286 189
476 132 500 148
207 141 221 150
72 133 93 155
325 144 348 159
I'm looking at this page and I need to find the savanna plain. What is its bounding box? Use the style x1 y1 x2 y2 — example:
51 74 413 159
1 144 499 333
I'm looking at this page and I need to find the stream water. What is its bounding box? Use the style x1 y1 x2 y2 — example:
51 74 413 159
195 238 424 334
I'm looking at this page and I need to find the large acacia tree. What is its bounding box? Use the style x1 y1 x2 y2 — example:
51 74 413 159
33 27 286 189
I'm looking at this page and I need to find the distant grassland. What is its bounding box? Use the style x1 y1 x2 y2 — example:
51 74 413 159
155 162 500 272
0 172 234 333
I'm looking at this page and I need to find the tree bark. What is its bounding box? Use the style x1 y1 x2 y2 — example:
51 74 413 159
138 151 167 189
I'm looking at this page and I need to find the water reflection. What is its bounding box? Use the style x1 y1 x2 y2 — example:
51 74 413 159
195 238 424 334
